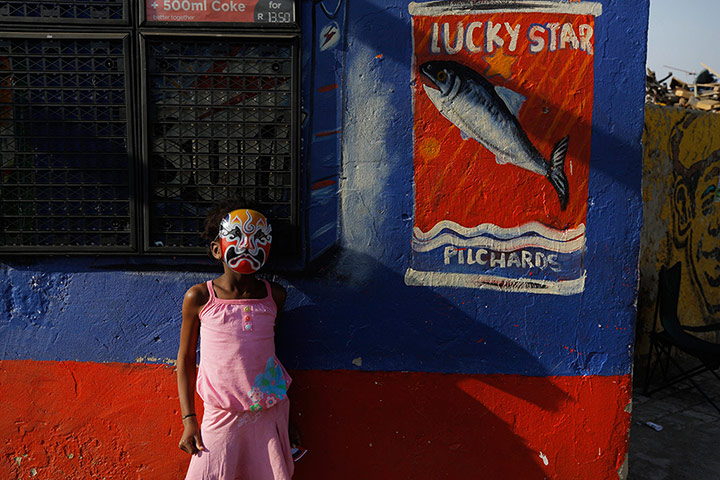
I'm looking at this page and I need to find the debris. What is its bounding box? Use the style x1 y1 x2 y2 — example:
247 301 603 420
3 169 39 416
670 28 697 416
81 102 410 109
646 65 720 113
697 99 720 111
645 421 664 431
701 62 720 79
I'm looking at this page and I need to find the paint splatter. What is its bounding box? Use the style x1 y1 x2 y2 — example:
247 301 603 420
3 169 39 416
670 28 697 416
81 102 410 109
317 83 339 93
418 137 441 160
134 356 176 365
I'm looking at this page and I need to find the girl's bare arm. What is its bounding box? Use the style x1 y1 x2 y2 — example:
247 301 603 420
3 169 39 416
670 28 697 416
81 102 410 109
177 284 208 455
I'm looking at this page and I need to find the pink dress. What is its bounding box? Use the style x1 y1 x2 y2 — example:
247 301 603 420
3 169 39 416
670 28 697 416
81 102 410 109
185 279 294 480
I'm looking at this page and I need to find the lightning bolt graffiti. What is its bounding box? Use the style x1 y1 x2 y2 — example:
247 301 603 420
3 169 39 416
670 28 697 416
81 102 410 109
321 27 337 48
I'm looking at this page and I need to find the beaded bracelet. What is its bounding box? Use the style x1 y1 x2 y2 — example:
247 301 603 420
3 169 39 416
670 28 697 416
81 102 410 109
182 413 196 420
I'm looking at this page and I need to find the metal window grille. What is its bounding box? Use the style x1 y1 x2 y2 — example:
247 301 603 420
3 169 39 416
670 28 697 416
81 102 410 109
0 0 126 23
0 35 134 251
144 37 296 252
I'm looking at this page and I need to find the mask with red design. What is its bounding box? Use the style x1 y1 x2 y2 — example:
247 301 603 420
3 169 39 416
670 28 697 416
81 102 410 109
217 209 272 274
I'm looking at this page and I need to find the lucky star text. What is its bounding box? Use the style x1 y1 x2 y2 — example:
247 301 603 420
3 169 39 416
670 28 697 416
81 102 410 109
430 21 595 56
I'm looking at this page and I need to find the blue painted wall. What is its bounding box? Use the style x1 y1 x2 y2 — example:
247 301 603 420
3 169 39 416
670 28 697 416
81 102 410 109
2 0 646 377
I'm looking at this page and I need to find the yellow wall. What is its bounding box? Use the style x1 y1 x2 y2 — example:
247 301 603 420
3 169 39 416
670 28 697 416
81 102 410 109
638 106 720 357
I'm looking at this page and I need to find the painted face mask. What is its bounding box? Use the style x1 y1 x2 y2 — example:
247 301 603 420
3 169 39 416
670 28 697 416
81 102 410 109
217 209 272 274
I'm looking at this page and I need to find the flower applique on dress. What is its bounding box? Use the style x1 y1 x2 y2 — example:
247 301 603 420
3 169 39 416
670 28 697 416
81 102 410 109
248 387 264 403
247 357 288 411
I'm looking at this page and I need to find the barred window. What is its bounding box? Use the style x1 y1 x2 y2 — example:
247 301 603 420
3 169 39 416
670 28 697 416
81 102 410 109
0 1 299 255
145 37 294 251
0 0 126 23
0 34 134 252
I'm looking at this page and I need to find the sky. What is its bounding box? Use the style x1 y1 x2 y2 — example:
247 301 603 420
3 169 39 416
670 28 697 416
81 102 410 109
646 0 720 82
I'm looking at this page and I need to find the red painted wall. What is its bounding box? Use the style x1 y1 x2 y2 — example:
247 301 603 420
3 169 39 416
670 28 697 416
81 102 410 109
2 360 630 479
2 360 190 479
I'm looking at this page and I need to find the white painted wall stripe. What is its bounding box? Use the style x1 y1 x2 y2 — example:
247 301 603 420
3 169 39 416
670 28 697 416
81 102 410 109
408 0 603 17
412 232 586 253
413 220 586 242
404 268 586 295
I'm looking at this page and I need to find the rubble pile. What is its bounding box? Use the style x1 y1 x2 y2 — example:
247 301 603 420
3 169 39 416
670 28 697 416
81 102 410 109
646 65 720 113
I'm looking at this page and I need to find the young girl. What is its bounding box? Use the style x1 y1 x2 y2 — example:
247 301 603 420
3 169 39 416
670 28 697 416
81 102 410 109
177 200 294 479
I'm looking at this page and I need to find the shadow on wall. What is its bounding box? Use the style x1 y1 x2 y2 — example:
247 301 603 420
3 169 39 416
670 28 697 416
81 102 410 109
636 106 720 359
277 250 571 478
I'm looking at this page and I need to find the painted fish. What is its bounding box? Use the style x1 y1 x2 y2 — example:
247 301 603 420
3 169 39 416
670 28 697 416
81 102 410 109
419 60 570 210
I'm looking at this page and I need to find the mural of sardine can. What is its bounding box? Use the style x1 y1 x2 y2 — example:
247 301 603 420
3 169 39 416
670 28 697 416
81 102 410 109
405 0 603 295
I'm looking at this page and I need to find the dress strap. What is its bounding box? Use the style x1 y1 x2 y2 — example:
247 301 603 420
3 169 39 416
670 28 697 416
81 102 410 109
261 279 272 299
206 280 217 301
198 280 217 320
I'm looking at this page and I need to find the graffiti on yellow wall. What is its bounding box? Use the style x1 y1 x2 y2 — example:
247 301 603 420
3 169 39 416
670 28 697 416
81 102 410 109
639 106 720 354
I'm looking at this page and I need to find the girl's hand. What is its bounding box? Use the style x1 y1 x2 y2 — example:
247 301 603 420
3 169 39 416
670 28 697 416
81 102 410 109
179 417 206 455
